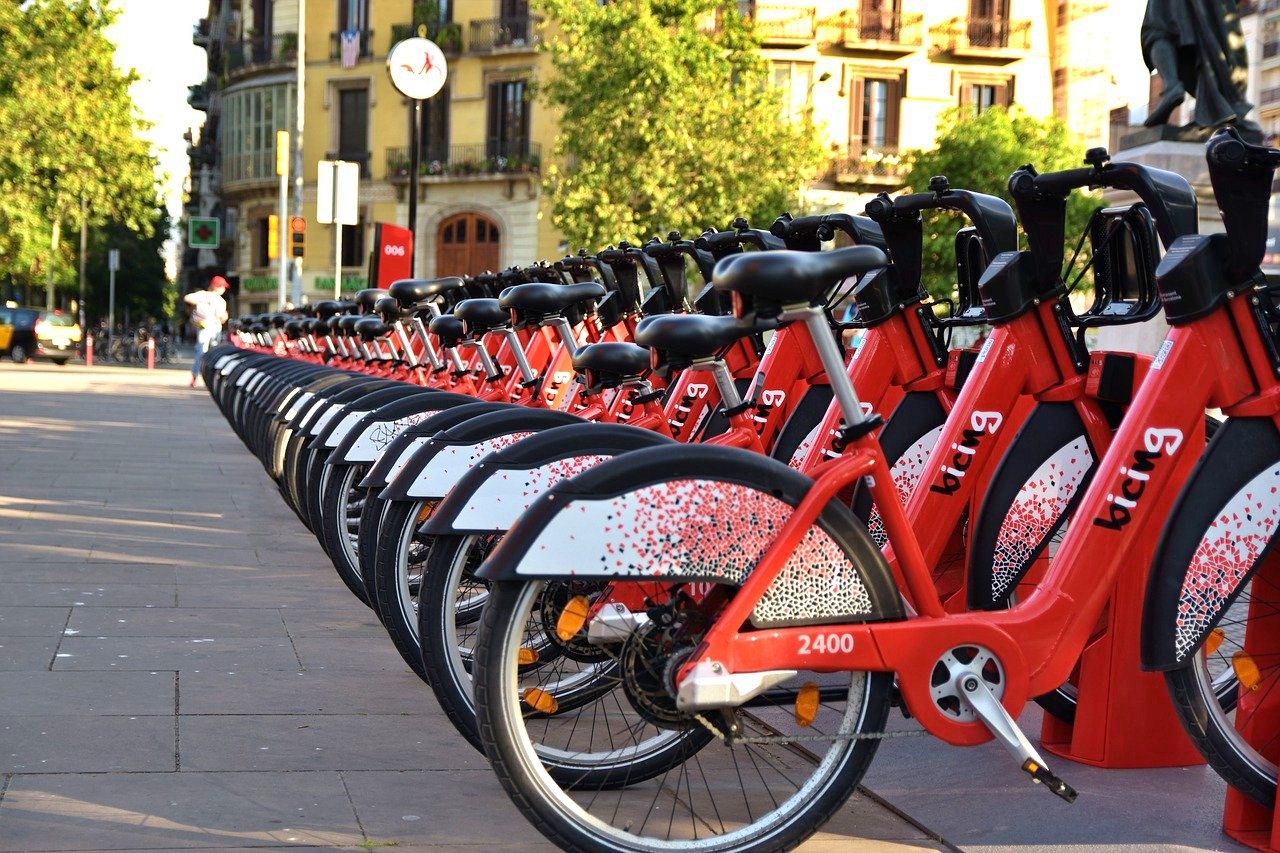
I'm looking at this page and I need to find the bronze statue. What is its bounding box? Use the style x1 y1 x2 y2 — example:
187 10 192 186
1142 0 1261 139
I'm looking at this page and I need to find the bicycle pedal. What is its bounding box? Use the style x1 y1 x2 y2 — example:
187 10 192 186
1021 759 1078 803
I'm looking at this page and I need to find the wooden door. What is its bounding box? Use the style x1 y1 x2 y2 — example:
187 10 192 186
436 213 501 277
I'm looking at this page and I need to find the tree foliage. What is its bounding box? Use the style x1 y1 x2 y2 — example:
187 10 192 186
539 0 825 249
0 0 159 298
904 106 1097 299
85 205 174 325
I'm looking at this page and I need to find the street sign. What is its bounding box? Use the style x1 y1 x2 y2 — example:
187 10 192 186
108 249 120 272
316 160 359 226
189 217 220 249
290 217 306 258
387 38 448 100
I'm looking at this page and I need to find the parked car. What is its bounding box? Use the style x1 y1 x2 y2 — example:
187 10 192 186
0 307 79 365
0 306 38 364
34 310 80 364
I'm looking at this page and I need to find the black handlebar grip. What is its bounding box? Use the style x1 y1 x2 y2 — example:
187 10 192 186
863 196 891 219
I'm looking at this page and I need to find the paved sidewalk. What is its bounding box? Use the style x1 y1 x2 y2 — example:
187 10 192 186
0 363 948 851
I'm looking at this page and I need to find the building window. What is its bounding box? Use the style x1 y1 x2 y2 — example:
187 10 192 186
220 82 295 186
959 75 1013 113
487 80 530 158
337 87 369 157
848 73 901 153
341 215 366 267
255 216 271 268
772 61 813 123
417 83 450 163
338 0 368 30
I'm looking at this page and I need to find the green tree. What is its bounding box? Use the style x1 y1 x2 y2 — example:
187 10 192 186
0 1 158 305
903 106 1097 298
539 0 825 249
85 204 174 328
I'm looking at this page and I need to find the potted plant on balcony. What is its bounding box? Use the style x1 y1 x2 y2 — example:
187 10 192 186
279 32 298 62
435 22 463 53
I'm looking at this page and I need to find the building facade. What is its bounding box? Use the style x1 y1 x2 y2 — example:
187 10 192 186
188 0 1106 311
762 0 1056 212
189 0 559 314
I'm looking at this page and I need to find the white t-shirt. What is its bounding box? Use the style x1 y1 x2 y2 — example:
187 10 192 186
187 290 228 330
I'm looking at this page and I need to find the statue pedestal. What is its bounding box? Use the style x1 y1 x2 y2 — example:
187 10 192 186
1094 138 1217 355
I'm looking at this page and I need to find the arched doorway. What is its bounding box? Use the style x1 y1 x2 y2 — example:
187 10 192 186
436 213 501 277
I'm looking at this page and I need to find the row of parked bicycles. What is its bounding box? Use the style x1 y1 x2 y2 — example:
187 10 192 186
200 127 1280 851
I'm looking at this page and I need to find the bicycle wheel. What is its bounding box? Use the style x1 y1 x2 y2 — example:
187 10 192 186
317 462 372 606
475 579 893 852
473 445 902 850
418 532 500 749
371 498 437 677
1154 418 1280 807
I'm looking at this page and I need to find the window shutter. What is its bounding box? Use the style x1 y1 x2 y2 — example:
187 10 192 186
959 81 974 109
849 75 865 154
884 77 901 147
486 83 502 153
995 80 1010 107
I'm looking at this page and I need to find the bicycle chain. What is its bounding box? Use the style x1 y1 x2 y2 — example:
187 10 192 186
693 713 924 745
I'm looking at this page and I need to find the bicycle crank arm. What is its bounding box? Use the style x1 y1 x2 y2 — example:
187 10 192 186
956 672 1077 804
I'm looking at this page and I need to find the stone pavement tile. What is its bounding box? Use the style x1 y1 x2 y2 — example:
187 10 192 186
52 637 299 671
180 670 429 716
806 790 947 846
341 769 556 849
291 635 416 672
0 561 178 584
0 637 57 671
172 565 329 586
176 583 357 610
178 713 481 772
66 607 290 638
0 714 175 772
0 671 175 715
278 607 384 638
0 582 177 607
0 770 364 850
0 606 70 636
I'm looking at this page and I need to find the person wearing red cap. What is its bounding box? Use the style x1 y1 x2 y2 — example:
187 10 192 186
184 276 230 387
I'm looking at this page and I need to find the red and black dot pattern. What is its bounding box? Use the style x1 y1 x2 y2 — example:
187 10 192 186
512 478 874 624
1175 463 1280 661
989 437 1092 599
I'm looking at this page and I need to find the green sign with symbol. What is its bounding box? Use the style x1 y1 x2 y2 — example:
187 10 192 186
189 217 220 249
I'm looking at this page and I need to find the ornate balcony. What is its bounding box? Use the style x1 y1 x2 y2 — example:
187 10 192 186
829 146 906 188
930 16 1031 63
225 34 298 77
390 21 463 55
385 142 542 182
193 18 210 47
468 16 541 53
188 83 209 111
819 8 923 54
329 29 375 62
743 3 816 46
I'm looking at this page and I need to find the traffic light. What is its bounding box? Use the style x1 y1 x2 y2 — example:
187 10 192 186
290 216 306 259
267 214 279 260
275 130 290 177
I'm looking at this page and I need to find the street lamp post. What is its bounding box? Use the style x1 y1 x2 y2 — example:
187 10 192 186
388 31 448 277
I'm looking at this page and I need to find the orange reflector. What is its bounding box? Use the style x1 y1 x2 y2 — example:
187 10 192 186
416 503 433 523
518 647 538 666
794 681 819 728
1205 628 1225 657
523 687 559 714
556 595 590 642
1234 651 1263 692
